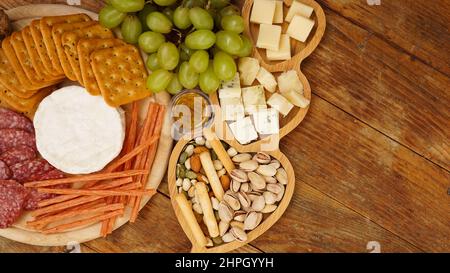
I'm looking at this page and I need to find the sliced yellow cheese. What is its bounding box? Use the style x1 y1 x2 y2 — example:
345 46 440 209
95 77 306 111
256 67 277 93
256 24 282 51
238 57 260 86
285 1 314 22
287 15 315 42
273 1 284 24
266 34 291 61
250 0 276 24
277 70 303 94
267 93 294 116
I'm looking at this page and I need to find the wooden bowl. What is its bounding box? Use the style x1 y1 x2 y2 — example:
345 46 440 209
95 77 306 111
167 135 296 253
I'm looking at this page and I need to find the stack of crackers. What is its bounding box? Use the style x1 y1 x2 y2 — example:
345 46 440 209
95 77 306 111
0 14 150 117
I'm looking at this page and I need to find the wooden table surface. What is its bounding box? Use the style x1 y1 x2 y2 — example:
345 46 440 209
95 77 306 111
0 0 449 253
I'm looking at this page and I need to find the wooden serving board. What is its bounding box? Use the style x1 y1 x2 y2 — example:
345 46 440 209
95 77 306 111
0 4 174 246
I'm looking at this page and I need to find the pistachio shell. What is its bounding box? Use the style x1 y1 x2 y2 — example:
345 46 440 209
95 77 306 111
239 160 259 172
232 153 252 163
267 183 283 194
231 179 241 192
233 211 247 222
218 201 234 222
237 192 251 208
240 182 251 193
224 192 241 211
264 176 278 184
222 232 235 243
276 184 285 202
276 168 288 185
263 191 277 205
176 178 182 187
244 211 263 230
227 147 238 157
256 165 277 177
230 226 247 242
219 220 230 237
261 204 277 213
251 195 266 211
253 152 271 164
230 169 248 183
268 159 281 170
248 172 266 190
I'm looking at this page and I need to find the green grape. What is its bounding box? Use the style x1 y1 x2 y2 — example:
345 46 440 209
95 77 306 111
211 0 230 9
99 5 126 29
110 0 145 13
146 53 160 71
121 15 142 44
199 62 220 94
173 7 192 30
189 50 209 73
138 4 157 31
189 7 214 30
146 69 173 93
215 30 243 55
146 12 173 34
219 5 240 17
138 31 165 53
157 42 179 70
221 15 244 33
162 8 174 21
178 62 199 89
180 51 190 62
185 30 216 50
213 51 236 81
180 43 196 58
153 0 178 6
167 74 183 95
183 0 208 8
236 35 252 57
208 8 222 28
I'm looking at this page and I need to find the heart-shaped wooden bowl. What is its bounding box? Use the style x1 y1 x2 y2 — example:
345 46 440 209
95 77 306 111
167 133 295 253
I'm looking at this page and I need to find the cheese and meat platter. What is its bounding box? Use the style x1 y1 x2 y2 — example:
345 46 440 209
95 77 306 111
0 0 325 252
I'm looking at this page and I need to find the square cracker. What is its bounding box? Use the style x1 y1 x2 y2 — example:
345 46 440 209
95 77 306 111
51 21 96 81
90 45 150 107
62 24 114 85
40 14 91 74
0 48 40 98
78 38 125 95
30 20 61 77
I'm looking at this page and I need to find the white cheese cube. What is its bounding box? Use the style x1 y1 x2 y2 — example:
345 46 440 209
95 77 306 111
256 24 282 51
285 1 314 22
281 90 310 108
238 57 260 86
273 1 284 24
219 73 241 99
220 97 245 121
277 70 303 94
252 108 280 135
228 117 258 145
287 15 315 42
267 93 294 116
266 34 291 61
242 85 267 114
256 67 277 93
250 0 276 24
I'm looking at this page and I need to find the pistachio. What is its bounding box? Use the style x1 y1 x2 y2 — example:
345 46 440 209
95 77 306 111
185 170 197 180
263 191 277 205
206 237 213 247
211 197 219 210
190 179 197 186
222 232 235 243
233 211 247 222
176 178 182 187
244 211 263 230
224 192 241 211
276 185 285 202
264 176 278 184
231 179 241 192
227 147 238 157
192 203 203 214
240 182 251 193
219 221 229 237
268 159 281 170
179 152 188 164
188 186 195 198
230 221 244 230
230 169 248 183
220 174 231 191
242 205 252 212
182 178 191 191
248 172 266 190
267 183 283 194
184 157 191 170
177 164 186 179
190 154 201 173
217 168 226 177
230 226 247 242
256 165 277 177
218 201 234 222
185 144 194 157
195 136 205 145
213 160 223 171
251 195 266 211
247 192 261 202
253 152 271 164
232 153 252 163
276 168 288 185
237 192 251 208
261 204 277 213
239 160 259 172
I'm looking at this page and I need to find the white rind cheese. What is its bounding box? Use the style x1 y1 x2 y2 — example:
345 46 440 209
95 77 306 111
228 117 258 145
34 86 126 174
252 108 280 135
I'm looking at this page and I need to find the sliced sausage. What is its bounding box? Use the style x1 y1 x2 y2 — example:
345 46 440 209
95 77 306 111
0 145 36 166
0 180 28 228
10 158 55 183
0 160 11 180
0 129 36 153
24 169 66 211
0 108 34 133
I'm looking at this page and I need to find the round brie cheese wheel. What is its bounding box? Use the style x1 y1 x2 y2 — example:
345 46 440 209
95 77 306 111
34 86 126 174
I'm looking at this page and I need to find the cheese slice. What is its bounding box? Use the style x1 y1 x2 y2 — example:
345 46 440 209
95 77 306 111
250 0 276 24
238 57 260 86
252 108 279 135
267 93 294 116
287 15 315 42
228 117 258 145
277 70 303 93
219 73 241 99
285 1 314 22
256 24 282 51
266 34 291 61
256 67 277 93
273 1 284 24
242 85 267 115
34 86 125 174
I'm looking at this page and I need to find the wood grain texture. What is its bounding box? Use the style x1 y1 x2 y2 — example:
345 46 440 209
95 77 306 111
317 0 450 77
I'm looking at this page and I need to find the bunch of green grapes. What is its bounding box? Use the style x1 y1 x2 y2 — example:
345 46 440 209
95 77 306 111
99 0 252 95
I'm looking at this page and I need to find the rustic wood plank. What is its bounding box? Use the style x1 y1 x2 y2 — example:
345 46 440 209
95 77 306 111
302 10 450 169
280 95 450 252
317 0 450 76
0 0 103 11
0 238 97 253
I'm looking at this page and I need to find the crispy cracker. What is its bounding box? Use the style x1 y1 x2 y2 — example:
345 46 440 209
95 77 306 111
62 24 114 85
78 38 125 95
40 14 91 74
0 48 40 99
30 20 61 77
90 45 150 107
22 26 53 79
52 21 96 81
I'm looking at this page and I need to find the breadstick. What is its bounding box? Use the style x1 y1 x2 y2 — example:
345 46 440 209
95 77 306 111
174 193 208 248
195 182 219 238
203 127 235 174
199 151 224 201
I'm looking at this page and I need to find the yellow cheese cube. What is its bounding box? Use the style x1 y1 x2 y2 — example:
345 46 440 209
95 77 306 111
256 24 282 51
250 0 276 24
287 15 315 42
266 34 291 61
273 1 284 24
285 1 314 22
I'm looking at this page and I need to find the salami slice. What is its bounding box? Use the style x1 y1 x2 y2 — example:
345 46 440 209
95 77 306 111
10 158 55 183
0 108 34 133
0 129 36 153
0 160 12 180
0 180 28 228
0 145 37 166
24 169 66 210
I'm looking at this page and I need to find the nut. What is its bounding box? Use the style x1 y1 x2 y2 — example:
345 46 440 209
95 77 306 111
267 183 284 194
192 203 203 214
223 192 241 211
227 147 238 157
233 211 247 222
248 172 266 190
230 169 248 183
218 201 234 222
263 191 277 205
206 237 213 247
219 220 229 237
264 176 277 184
240 182 251 193
230 226 247 242
217 168 226 177
247 192 261 202
184 157 191 170
185 144 194 156
198 174 209 184
213 160 223 171
220 174 231 191
261 204 277 213
251 195 266 211
276 185 285 202
232 153 252 163
256 165 277 177
190 154 201 172
237 192 251 208
182 178 191 191
222 232 235 243
179 152 188 164
195 136 205 145
230 221 244 230
244 211 263 230
205 140 212 149
268 159 280 170
239 160 259 172
276 168 288 185
188 186 195 198
253 152 271 164
185 170 197 180
176 178 182 187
